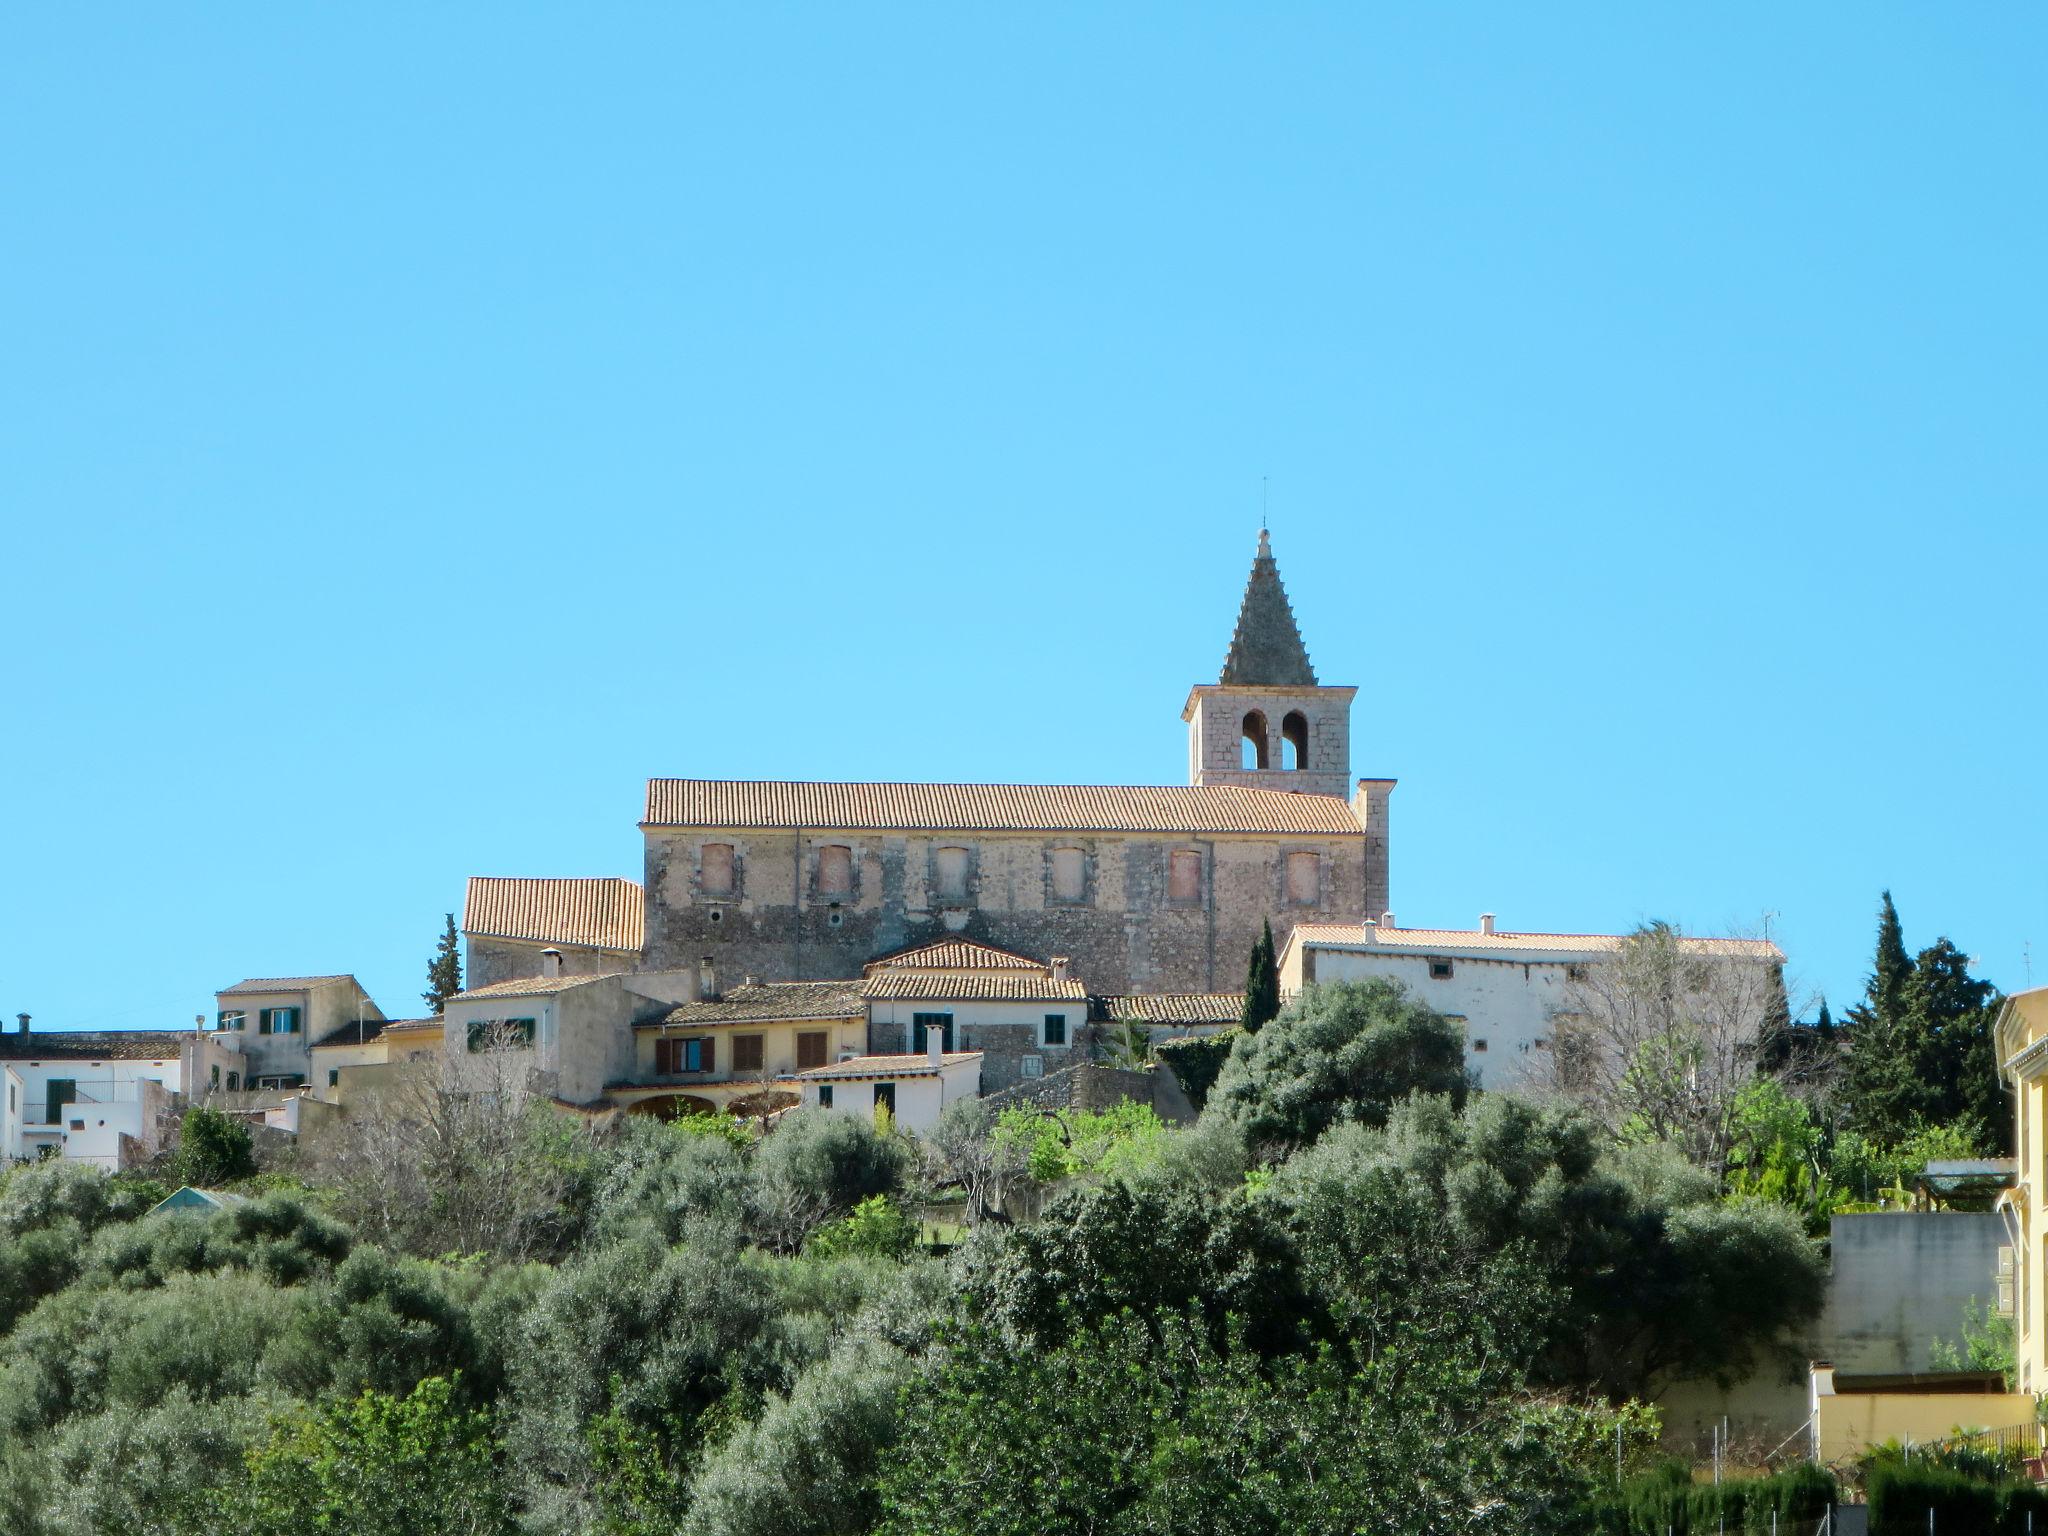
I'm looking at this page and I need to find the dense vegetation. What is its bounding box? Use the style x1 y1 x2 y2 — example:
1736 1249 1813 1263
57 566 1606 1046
0 891 2008 1533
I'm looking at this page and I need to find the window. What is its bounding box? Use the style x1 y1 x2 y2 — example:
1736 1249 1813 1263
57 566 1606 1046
1020 1055 1044 1079
1043 1013 1068 1047
209 1065 220 1088
467 1017 537 1052
817 1084 833 1108
45 1079 75 1124
1050 847 1086 903
226 1072 240 1092
1285 851 1321 906
217 1010 246 1031
1429 960 1454 981
701 843 735 896
259 1006 299 1035
934 846 969 902
326 1069 340 1088
1472 1039 1488 1053
873 1083 896 1119
1565 964 1589 983
1168 850 1203 905
816 844 853 898
1241 710 1269 770
732 1034 764 1073
796 1031 828 1070
656 1037 716 1074
912 1013 954 1053
1281 711 1308 770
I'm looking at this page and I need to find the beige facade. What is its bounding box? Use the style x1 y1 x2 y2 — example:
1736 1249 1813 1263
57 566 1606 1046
212 976 385 1090
1997 986 2048 1393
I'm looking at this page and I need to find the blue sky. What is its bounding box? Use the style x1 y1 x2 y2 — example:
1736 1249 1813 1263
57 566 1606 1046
3 7 2042 1032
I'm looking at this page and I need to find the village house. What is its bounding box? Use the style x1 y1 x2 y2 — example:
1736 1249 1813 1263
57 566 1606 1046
211 974 385 1092
0 1014 193 1168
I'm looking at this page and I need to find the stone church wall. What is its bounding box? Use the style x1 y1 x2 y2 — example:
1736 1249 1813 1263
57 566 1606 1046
465 936 635 989
641 828 1369 995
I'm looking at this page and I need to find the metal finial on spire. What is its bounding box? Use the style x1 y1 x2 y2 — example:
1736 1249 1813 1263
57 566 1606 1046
1220 529 1315 686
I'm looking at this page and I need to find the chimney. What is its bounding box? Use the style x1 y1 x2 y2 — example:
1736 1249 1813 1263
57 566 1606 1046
1050 956 1071 982
540 948 563 980
926 1026 944 1068
1380 912 1396 931
700 956 718 1002
14 1013 27 1037
1361 920 1377 945
1479 914 1495 936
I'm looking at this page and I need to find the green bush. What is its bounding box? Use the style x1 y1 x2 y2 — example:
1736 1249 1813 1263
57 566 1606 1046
1865 1461 2048 1535
1154 1031 1238 1109
173 1107 257 1187
1582 1459 1837 1534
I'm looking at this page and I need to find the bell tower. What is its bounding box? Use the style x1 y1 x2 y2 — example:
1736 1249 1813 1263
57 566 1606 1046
1184 530 1357 800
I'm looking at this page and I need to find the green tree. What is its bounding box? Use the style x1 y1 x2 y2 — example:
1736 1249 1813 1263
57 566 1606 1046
1901 938 2006 1148
423 912 463 1015
1241 917 1281 1034
173 1107 256 1188
1208 978 1468 1156
217 1375 511 1536
1843 892 1925 1142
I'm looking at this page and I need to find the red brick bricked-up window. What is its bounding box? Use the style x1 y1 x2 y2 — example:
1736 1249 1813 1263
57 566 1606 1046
817 845 853 897
1168 850 1202 905
700 843 734 896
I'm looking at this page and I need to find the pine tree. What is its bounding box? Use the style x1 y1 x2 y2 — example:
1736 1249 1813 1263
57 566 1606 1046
423 913 463 1015
1871 892 1911 1017
1241 919 1280 1034
1843 891 1925 1143
1901 938 2005 1149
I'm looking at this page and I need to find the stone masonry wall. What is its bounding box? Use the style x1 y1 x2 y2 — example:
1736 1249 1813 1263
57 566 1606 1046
466 936 633 989
642 828 1370 995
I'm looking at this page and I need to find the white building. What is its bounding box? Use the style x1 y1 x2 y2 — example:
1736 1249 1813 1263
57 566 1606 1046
0 1014 194 1168
1277 917 1785 1090
787 1030 984 1133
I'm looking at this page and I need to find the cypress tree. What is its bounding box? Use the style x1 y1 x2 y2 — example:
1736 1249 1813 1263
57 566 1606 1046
1241 918 1281 1034
1844 893 1924 1143
423 912 463 1015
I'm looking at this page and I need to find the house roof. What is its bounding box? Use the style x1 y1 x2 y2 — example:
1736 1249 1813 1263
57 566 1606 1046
463 877 645 953
654 982 869 1027
218 975 364 997
642 780 1364 837
0 1030 192 1062
863 972 1090 1002
789 1052 981 1082
1220 529 1318 687
1096 993 1246 1025
446 973 623 1003
864 939 1046 973
311 1017 405 1049
1285 924 1785 962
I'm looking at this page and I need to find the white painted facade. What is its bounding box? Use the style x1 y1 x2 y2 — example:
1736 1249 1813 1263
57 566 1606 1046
0 1048 186 1166
1278 919 1785 1092
792 1052 983 1134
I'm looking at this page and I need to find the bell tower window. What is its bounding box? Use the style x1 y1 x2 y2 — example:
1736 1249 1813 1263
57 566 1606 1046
1241 711 1269 771
1282 711 1308 771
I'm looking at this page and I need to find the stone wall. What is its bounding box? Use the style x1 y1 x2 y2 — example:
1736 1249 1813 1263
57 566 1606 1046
466 936 633 988
643 828 1370 994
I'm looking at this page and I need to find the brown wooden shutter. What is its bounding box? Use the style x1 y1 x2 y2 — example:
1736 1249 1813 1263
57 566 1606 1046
699 1036 714 1074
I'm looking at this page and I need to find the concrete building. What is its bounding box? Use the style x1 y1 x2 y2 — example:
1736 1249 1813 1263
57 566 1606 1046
0 1015 192 1168
212 975 385 1090
789 1035 984 1135
1995 984 2048 1392
1278 918 1785 1090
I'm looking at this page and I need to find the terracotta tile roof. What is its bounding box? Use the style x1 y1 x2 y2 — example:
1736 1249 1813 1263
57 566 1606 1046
653 982 868 1026
463 877 644 953
0 1031 193 1062
1286 924 1785 962
218 975 363 996
863 971 1089 1002
642 780 1365 837
447 973 623 1003
381 1017 444 1034
1096 993 1247 1025
864 939 1047 973
789 1052 982 1081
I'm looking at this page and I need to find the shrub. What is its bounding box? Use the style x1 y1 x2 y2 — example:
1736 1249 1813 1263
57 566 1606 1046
173 1108 257 1187
752 1111 907 1251
1154 1030 1238 1109
806 1196 916 1262
1206 979 1468 1155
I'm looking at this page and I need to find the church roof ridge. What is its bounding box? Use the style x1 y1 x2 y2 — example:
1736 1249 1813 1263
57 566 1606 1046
1220 529 1318 687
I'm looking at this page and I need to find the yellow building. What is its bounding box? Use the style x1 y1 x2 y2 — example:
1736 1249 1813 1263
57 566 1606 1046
616 981 870 1119
1996 985 2048 1392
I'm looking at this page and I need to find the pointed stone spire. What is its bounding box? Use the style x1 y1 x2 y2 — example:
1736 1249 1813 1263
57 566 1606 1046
1219 529 1317 686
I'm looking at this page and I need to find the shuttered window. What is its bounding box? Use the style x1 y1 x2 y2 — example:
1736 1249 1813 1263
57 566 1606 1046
912 1013 954 1053
795 1031 828 1070
656 1037 717 1074
733 1034 764 1072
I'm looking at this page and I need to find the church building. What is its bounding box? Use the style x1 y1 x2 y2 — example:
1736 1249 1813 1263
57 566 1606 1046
464 532 1391 999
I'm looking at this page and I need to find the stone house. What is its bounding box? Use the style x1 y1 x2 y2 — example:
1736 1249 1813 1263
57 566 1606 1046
211 975 385 1091
461 877 644 988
